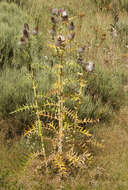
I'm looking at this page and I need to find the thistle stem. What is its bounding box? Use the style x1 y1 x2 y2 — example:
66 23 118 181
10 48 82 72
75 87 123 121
31 70 48 172
58 52 64 154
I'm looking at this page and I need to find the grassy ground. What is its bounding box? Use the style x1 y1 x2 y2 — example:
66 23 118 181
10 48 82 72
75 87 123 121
0 106 128 189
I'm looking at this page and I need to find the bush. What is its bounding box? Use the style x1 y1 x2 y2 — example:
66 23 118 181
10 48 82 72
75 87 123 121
119 0 128 12
0 2 30 68
117 19 128 46
65 64 125 121
0 65 56 119
0 68 33 118
85 65 124 109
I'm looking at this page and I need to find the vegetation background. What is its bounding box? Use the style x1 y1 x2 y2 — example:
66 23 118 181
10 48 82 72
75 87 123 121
0 0 128 189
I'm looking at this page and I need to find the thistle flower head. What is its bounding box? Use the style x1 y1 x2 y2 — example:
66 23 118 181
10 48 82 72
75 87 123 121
51 8 58 16
51 16 58 24
59 8 63 14
23 29 29 38
68 21 75 31
55 35 65 46
77 46 85 53
77 57 83 64
32 26 38 35
83 61 95 72
62 10 67 17
18 36 26 45
61 10 68 21
24 23 29 31
67 32 75 41
57 35 65 42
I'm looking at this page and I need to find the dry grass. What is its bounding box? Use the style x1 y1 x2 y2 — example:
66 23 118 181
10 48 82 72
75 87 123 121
88 107 128 189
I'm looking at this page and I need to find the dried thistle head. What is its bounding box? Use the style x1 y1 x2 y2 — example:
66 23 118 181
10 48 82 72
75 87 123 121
82 61 95 72
23 29 29 39
77 46 85 53
51 8 58 16
19 36 26 45
68 21 75 31
32 26 38 35
77 57 83 64
61 10 68 22
24 23 29 31
67 32 75 41
51 16 58 24
55 35 65 46
110 24 117 38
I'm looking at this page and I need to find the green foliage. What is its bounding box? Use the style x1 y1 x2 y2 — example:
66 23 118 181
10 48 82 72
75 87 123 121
64 63 124 121
0 68 33 118
0 1 46 70
119 0 128 12
0 65 56 121
0 2 30 68
84 65 124 110
117 19 128 45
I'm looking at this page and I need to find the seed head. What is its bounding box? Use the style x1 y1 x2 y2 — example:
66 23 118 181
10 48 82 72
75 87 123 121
55 35 65 46
32 26 38 35
51 16 58 24
59 8 63 14
23 29 29 38
77 46 85 53
19 36 26 45
68 22 75 31
111 28 117 38
77 57 83 64
24 23 29 31
83 61 95 72
51 8 58 16
61 10 68 21
67 32 75 41
58 35 65 42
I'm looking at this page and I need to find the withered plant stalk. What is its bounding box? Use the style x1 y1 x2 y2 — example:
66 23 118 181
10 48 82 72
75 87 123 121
31 69 48 171
58 51 64 154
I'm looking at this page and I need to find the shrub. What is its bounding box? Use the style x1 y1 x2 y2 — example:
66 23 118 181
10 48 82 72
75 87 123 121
84 65 124 108
0 65 56 118
0 2 30 68
119 0 128 12
0 68 33 118
65 64 124 122
117 19 128 46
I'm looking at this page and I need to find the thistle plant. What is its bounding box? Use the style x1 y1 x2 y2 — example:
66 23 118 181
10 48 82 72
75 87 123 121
11 23 48 171
46 8 100 177
11 8 101 179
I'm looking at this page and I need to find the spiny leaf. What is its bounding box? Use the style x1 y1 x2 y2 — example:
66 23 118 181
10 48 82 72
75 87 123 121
39 110 58 120
63 106 78 122
46 88 59 96
24 124 37 137
10 104 37 114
